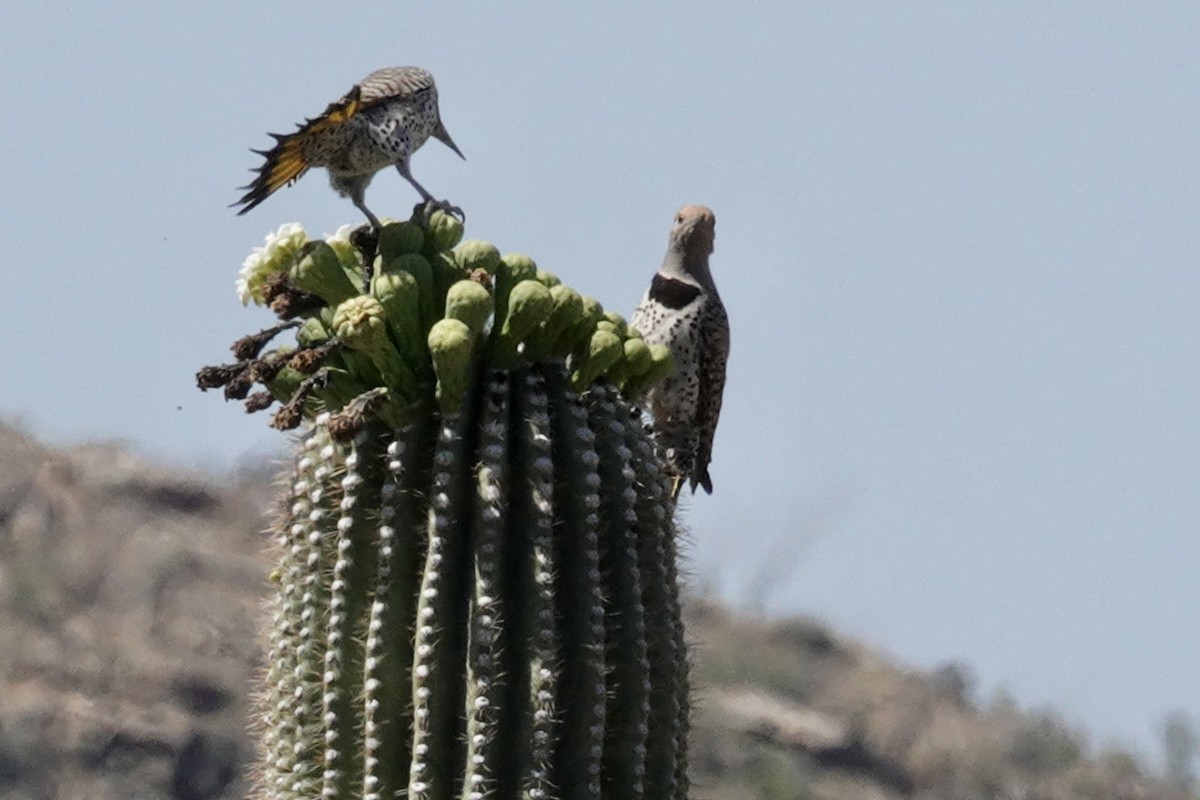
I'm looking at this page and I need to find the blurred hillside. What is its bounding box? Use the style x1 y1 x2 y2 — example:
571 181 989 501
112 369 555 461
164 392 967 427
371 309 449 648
0 422 1193 800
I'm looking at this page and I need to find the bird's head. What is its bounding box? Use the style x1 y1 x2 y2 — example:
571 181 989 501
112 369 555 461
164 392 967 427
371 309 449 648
669 205 716 257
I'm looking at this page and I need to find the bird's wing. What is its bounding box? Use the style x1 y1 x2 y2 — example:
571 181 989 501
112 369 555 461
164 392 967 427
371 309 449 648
232 82 365 215
692 299 730 494
355 66 437 106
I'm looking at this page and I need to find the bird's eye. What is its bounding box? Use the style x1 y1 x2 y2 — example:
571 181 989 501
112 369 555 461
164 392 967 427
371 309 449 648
676 214 684 223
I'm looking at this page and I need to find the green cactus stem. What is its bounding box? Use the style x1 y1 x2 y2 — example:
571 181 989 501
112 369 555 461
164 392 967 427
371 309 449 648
545 369 607 800
199 209 692 800
510 369 560 798
589 386 651 798
623 406 687 799
408 409 474 800
361 416 435 800
460 373 511 798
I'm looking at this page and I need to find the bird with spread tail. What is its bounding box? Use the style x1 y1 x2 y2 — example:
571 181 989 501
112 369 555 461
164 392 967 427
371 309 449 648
631 205 730 500
233 66 465 228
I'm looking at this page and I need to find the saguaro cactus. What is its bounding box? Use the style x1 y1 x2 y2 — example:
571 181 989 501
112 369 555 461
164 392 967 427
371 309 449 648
198 211 689 800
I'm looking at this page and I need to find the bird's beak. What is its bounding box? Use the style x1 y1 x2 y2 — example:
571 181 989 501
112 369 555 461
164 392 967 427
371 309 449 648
434 122 466 161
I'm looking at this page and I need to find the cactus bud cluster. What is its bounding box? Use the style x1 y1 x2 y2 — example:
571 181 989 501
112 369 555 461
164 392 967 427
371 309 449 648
204 209 671 435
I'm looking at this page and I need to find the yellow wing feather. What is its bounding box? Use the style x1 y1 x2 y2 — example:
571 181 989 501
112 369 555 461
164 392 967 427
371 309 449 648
232 86 362 215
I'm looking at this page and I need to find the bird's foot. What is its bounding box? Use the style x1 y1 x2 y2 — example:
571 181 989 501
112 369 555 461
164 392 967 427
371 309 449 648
415 198 465 224
349 224 381 293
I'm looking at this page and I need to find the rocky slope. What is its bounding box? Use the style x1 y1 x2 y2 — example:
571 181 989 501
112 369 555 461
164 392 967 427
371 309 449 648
0 424 1188 799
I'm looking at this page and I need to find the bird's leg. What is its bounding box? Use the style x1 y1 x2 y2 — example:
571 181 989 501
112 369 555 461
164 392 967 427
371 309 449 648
349 192 382 292
395 161 465 222
341 178 383 231
349 224 381 293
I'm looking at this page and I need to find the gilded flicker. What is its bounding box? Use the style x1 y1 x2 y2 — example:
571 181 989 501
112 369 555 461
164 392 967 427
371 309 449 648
233 66 464 228
631 205 730 499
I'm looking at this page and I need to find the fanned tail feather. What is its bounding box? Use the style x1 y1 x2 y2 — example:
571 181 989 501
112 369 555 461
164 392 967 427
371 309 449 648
232 85 363 215
232 132 310 215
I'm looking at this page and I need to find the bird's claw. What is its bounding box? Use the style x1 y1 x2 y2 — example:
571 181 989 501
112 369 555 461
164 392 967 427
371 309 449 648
416 199 466 225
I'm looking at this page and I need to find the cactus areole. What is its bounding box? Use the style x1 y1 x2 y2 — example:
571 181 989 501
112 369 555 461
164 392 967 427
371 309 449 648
198 209 690 800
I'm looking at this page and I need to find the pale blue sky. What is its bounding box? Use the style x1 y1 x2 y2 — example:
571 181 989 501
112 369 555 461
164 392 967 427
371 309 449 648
2 2 1197 758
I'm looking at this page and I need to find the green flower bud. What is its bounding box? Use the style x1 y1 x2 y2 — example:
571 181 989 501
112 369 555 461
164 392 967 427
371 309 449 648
570 329 624 390
425 211 464 252
491 280 554 368
648 343 673 371
383 253 435 333
378 221 426 259
581 296 604 322
296 317 331 347
625 343 676 397
289 241 359 306
332 296 416 399
608 335 651 391
501 279 554 340
495 253 538 327
499 252 538 280
453 240 502 275
535 270 561 287
601 311 628 338
558 295 605 357
444 279 494 336
622 336 653 376
432 252 467 320
527 284 583 361
371 269 426 376
428 318 474 414
332 296 385 342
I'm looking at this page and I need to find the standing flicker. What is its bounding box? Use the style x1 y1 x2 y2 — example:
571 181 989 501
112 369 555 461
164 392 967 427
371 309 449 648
233 66 464 228
631 205 730 499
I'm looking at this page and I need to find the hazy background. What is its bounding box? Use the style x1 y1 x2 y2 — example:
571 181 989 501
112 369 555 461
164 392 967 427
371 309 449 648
1 1 1196 758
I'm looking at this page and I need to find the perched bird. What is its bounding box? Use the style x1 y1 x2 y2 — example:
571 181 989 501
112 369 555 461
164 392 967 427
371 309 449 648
233 66 464 228
631 205 730 499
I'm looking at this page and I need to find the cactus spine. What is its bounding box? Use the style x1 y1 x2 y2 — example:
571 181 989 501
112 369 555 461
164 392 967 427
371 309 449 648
201 211 689 799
